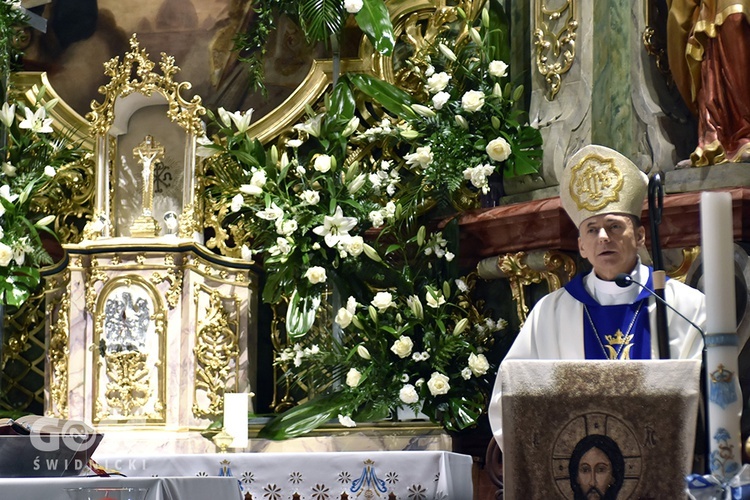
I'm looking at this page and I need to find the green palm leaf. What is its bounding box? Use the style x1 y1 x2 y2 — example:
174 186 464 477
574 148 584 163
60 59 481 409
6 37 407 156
298 0 345 44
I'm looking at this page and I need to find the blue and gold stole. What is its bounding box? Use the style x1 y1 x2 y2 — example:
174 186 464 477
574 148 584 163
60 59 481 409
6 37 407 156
564 269 655 360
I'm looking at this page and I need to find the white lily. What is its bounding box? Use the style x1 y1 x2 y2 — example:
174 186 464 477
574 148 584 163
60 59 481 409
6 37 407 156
312 205 357 248
217 107 233 128
19 106 53 134
0 102 15 128
228 109 254 133
256 203 284 221
195 135 216 157
0 184 18 203
293 113 324 137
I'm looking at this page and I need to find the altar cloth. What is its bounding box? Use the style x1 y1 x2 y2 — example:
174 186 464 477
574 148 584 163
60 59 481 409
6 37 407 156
93 450 473 499
0 475 243 500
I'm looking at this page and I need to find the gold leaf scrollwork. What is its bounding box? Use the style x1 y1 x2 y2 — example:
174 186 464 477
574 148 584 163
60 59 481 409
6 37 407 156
192 289 239 418
48 292 70 418
498 250 576 325
103 351 152 418
149 255 182 310
87 34 205 136
179 203 200 239
534 0 578 100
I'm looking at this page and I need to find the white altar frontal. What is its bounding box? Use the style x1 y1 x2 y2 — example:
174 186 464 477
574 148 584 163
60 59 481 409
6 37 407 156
92 450 473 500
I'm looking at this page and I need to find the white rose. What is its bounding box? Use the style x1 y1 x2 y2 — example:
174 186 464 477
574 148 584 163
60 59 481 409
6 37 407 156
399 384 419 404
338 414 357 427
304 266 327 284
250 169 267 187
468 353 490 376
300 189 320 205
486 137 512 162
461 367 472 380
346 368 362 387
426 372 450 396
275 218 298 236
404 146 433 169
371 291 394 312
0 242 12 266
313 154 332 173
426 72 451 93
270 237 292 256
390 335 414 359
2 162 15 177
369 210 385 228
432 91 450 110
344 0 363 13
335 307 353 328
44 165 56 177
488 60 509 78
461 90 485 112
343 235 364 256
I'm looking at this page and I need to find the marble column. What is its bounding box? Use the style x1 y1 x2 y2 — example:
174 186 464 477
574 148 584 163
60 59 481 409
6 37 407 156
505 0 694 199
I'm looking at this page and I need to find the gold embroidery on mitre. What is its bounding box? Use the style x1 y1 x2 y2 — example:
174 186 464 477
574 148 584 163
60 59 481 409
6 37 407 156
568 154 624 211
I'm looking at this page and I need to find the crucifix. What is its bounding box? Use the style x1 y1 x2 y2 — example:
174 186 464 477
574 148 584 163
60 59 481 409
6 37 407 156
129 135 164 237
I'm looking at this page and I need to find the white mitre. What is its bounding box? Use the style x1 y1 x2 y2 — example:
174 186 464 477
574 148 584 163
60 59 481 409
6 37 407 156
560 144 648 228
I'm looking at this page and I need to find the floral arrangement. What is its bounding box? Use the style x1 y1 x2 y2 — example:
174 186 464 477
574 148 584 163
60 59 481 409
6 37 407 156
0 87 84 306
259 223 507 439
201 1 526 439
350 3 542 209
201 81 396 336
0 3 85 307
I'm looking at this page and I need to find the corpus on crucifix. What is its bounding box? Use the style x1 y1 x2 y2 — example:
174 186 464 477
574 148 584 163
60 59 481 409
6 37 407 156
129 135 164 237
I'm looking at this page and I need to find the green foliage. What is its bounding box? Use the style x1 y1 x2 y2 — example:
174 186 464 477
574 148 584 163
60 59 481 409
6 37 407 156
234 0 394 94
0 86 86 307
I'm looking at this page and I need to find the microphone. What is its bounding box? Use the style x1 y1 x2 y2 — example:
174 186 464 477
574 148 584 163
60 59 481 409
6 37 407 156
614 273 706 340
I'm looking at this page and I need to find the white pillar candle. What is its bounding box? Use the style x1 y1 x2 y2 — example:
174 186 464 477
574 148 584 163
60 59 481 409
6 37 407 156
700 191 742 480
701 191 736 333
223 392 252 449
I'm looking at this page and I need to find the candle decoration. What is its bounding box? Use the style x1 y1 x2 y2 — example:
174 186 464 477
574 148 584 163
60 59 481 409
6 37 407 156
223 392 253 450
700 191 742 480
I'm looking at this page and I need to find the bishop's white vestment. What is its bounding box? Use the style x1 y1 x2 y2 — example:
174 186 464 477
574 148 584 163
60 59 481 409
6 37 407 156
488 263 706 450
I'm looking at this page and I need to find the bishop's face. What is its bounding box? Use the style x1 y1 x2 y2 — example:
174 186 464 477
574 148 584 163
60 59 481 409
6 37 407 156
578 213 645 281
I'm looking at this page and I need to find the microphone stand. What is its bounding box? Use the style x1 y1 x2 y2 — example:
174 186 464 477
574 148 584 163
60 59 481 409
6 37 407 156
616 273 710 473
648 171 670 359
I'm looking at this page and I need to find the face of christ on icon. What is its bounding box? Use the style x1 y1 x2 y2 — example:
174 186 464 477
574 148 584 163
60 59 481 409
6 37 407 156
569 434 625 500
